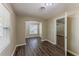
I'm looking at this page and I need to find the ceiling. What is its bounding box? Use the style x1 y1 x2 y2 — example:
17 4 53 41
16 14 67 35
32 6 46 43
11 3 79 19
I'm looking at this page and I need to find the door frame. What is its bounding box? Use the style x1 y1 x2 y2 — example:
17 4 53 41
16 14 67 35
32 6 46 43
55 12 67 56
25 21 42 38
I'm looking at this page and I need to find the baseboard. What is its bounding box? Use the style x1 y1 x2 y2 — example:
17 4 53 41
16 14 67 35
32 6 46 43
16 43 26 47
41 39 56 45
67 50 78 56
41 39 46 42
47 40 56 45
11 43 26 56
11 46 16 56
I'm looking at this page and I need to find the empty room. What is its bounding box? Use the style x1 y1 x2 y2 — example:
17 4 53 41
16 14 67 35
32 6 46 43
0 3 79 56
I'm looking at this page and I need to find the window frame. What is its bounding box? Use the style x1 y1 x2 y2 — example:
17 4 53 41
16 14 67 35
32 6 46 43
28 23 39 35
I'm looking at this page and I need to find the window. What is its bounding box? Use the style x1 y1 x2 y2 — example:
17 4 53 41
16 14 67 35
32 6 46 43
29 23 39 34
0 17 3 40
0 4 10 53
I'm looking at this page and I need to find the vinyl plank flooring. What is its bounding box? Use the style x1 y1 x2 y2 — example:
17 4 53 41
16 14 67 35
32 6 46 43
14 37 65 56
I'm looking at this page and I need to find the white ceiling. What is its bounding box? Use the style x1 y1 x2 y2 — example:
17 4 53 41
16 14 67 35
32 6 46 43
10 3 69 19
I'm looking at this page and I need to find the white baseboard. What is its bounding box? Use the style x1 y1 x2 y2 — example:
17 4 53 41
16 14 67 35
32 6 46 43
67 50 78 56
16 43 26 47
11 43 26 56
41 39 56 45
41 40 46 42
11 46 16 56
47 40 56 45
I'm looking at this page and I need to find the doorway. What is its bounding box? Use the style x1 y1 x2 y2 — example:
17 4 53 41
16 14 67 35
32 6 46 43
56 15 67 56
56 18 65 50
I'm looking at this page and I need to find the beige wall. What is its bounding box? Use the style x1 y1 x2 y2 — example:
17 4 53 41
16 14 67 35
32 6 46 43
67 13 79 55
47 4 79 55
66 4 79 55
0 4 16 56
16 16 48 45
47 13 65 45
1 3 79 56
47 18 56 44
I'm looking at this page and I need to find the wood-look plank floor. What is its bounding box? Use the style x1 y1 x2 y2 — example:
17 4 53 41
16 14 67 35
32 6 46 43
14 37 65 56
56 35 65 51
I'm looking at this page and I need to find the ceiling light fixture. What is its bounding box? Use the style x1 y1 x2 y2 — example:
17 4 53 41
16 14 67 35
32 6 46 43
44 3 53 6
40 6 46 11
40 3 55 12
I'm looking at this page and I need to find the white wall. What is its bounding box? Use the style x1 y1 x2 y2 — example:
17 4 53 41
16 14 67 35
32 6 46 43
16 16 48 45
0 4 16 56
